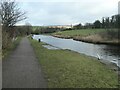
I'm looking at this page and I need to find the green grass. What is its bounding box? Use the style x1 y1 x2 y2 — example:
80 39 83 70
30 38 118 88
2 37 22 59
53 29 105 37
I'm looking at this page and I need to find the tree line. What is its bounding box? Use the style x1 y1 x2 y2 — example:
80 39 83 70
32 14 120 31
74 14 120 29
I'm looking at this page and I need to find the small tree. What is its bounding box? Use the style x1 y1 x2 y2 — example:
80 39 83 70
102 17 105 28
105 17 110 29
73 23 82 29
93 20 101 28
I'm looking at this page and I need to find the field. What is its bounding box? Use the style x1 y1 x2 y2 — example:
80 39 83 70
53 29 105 37
29 38 118 88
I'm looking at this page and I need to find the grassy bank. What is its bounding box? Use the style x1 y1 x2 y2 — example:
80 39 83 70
2 37 22 59
53 29 104 37
29 38 118 88
53 29 119 45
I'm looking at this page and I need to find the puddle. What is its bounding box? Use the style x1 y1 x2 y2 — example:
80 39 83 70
42 45 60 50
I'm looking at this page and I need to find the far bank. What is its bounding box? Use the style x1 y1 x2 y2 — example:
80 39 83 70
52 29 120 46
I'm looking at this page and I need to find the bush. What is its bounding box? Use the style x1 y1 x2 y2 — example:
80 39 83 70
2 31 12 50
100 29 119 40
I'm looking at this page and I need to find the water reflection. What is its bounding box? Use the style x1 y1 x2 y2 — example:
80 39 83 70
102 45 120 57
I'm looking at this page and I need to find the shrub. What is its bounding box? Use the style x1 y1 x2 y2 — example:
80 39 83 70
2 31 12 50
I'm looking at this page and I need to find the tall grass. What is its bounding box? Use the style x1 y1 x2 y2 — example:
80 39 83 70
2 31 21 58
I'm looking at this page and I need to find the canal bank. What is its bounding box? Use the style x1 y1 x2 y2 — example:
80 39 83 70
29 37 118 88
52 29 120 46
52 34 120 46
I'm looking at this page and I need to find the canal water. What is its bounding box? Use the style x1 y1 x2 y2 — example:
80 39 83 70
33 35 120 67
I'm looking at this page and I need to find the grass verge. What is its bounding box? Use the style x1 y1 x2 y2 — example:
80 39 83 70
29 38 118 88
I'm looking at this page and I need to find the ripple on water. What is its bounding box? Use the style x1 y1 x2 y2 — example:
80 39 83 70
42 45 60 50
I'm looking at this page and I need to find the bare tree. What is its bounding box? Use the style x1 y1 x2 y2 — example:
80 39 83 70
0 0 26 31
0 0 26 50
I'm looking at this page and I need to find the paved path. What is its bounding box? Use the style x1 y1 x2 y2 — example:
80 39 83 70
3 37 47 88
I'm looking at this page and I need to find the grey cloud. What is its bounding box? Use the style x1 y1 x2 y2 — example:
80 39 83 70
17 0 119 26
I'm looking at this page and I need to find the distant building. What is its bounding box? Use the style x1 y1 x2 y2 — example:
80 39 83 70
47 25 73 29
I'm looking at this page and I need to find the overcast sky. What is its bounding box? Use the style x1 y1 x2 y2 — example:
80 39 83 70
17 0 119 26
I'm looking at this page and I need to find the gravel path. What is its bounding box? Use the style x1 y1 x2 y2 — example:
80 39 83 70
2 37 47 88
